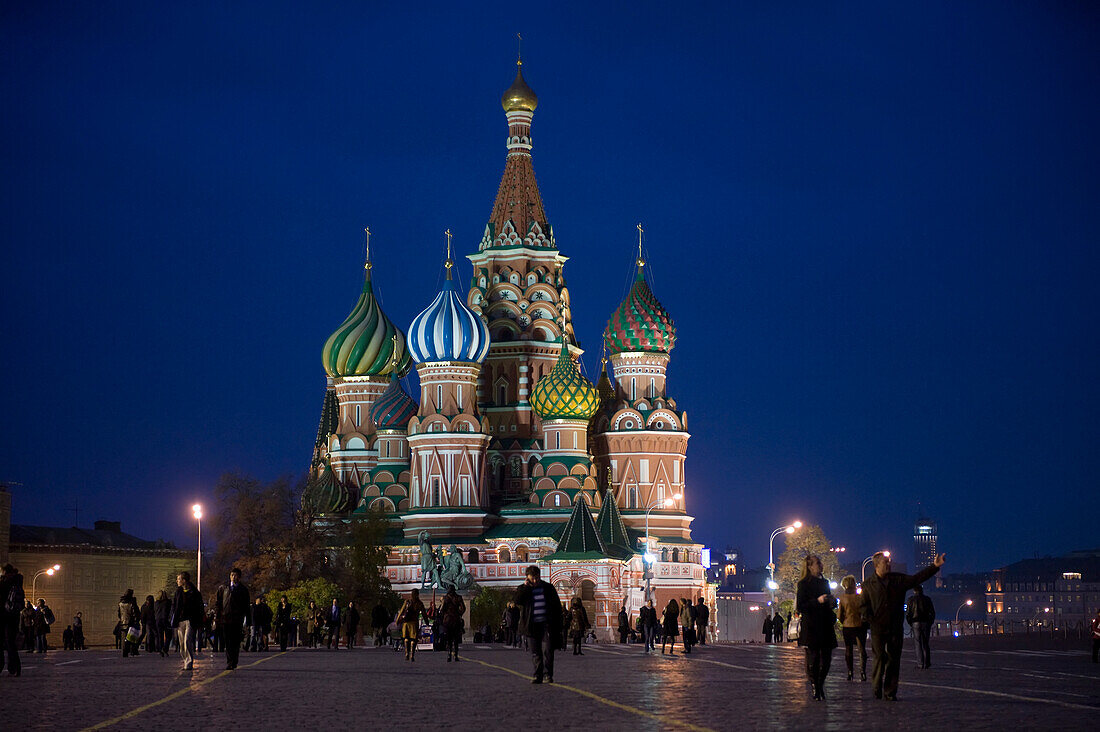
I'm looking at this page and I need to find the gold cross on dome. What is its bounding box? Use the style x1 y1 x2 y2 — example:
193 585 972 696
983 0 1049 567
363 227 372 270
444 228 453 270
636 223 645 268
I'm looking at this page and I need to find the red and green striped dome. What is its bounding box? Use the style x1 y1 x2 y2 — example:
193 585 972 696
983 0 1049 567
603 271 676 355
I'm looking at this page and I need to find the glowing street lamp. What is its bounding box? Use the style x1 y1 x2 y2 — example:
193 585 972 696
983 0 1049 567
861 550 890 582
954 599 974 636
642 493 683 602
31 564 61 602
192 503 203 592
767 521 801 601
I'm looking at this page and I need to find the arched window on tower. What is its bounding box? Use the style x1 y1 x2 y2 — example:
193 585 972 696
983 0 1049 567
498 384 507 405
516 546 530 562
649 377 656 398
498 545 511 563
468 548 480 564
631 378 636 401
628 485 639 509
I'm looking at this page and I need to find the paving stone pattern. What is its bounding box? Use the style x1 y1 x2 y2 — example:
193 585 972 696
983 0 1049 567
3 636 1097 730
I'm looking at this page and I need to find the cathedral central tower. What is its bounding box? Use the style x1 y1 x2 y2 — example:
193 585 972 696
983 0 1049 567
466 60 578 505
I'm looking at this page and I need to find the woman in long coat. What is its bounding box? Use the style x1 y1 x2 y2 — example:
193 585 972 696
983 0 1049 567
660 598 680 655
568 597 590 656
439 589 466 662
796 555 838 700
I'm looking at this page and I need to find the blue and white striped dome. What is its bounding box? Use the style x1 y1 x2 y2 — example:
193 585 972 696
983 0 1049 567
408 276 491 364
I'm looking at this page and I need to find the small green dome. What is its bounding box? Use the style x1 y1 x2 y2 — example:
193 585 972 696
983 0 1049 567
531 340 600 420
304 458 354 515
322 268 412 377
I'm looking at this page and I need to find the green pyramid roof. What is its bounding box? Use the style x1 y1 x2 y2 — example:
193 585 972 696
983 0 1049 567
594 489 634 559
545 496 610 561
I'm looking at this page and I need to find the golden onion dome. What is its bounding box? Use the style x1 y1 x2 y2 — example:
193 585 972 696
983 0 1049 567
501 62 538 112
531 339 600 421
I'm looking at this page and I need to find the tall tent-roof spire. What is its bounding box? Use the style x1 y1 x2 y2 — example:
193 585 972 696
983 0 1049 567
545 496 611 561
481 51 551 251
594 486 634 559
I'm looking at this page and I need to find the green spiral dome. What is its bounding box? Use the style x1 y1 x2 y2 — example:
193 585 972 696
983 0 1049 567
322 269 412 377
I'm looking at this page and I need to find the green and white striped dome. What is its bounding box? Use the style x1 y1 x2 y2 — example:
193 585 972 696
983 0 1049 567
322 267 412 377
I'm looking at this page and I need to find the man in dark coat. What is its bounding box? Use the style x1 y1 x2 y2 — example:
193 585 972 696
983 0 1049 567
1 564 25 676
325 598 342 649
762 613 773 643
215 567 251 670
512 565 563 684
370 601 390 647
861 551 945 700
772 611 785 643
250 598 272 652
617 605 630 644
905 585 936 669
640 599 660 652
139 595 157 654
694 598 709 645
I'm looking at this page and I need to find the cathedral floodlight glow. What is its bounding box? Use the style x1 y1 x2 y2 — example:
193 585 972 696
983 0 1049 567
306 58 706 635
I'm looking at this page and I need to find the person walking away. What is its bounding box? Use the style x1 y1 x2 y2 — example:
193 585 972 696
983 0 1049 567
838 575 867 681
215 567 251 670
1 564 25 676
72 612 85 650
569 597 590 656
513 565 563 683
679 597 695 653
62 625 74 650
861 551 946 701
325 598 341 649
343 600 360 650
370 600 390 647
118 590 140 657
34 599 55 654
796 555 838 700
1091 608 1100 663
139 595 157 654
661 598 680 655
274 596 293 651
695 598 709 645
154 591 172 657
440 588 466 662
395 589 427 662
761 612 773 644
170 571 203 671
617 605 629 644
906 585 936 669
772 610 785 643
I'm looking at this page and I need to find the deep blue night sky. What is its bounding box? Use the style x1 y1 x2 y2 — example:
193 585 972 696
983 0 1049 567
3 2 1098 574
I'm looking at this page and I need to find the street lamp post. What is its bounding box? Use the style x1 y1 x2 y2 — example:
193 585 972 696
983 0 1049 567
31 564 61 602
767 521 802 603
861 551 891 582
642 493 682 603
955 599 973 636
192 503 203 592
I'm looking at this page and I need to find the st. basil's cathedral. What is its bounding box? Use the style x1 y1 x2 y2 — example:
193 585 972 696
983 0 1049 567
306 59 707 636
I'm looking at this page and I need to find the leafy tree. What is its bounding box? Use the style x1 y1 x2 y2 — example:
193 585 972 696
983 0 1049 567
776 523 842 594
209 472 321 595
326 508 398 609
265 577 341 616
470 585 511 633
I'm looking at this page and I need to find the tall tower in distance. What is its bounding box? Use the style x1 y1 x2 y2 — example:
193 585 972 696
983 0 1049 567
914 515 938 570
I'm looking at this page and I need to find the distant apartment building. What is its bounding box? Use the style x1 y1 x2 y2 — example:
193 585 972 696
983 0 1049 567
985 550 1100 628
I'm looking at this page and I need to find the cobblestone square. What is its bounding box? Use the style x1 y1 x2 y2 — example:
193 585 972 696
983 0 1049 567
4 636 1096 730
